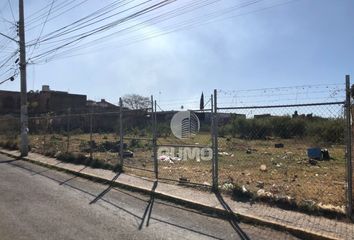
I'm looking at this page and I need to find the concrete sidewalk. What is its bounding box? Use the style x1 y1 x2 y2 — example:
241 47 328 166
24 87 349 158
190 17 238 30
1 148 353 240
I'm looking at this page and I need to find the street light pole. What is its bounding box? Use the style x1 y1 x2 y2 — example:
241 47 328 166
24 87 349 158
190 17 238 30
19 0 28 156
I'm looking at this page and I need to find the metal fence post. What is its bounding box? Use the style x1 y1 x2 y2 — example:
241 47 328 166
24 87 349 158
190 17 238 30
66 108 71 153
212 89 219 191
151 96 158 179
42 114 49 154
211 94 215 189
89 106 93 160
119 98 124 167
345 75 353 219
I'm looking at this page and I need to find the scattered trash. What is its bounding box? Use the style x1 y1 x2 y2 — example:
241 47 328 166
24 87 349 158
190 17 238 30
257 189 273 198
275 195 294 203
171 157 182 161
317 203 345 213
321 149 330 160
219 152 230 156
260 164 267 172
307 148 322 160
159 155 170 161
309 158 317 165
222 182 234 191
246 149 251 154
275 143 284 148
203 182 211 186
241 185 248 193
119 150 133 158
276 163 282 168
179 177 190 184
158 155 174 164
256 181 264 189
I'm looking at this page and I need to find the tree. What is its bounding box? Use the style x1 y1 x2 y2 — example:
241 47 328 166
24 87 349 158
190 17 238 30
122 94 150 110
200 92 204 110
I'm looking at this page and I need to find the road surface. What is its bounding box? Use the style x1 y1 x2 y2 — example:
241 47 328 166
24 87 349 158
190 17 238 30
0 154 300 240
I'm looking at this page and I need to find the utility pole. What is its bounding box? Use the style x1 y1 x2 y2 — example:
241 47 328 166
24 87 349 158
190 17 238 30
19 0 28 156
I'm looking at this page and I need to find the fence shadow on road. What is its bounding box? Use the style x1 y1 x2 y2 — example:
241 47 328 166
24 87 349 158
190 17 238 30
31 161 62 176
7 160 241 239
59 166 87 185
139 180 158 230
0 159 21 164
214 191 251 240
89 171 122 204
0 156 22 164
7 161 142 220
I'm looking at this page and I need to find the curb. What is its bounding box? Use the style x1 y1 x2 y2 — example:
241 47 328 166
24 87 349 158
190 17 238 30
0 150 343 240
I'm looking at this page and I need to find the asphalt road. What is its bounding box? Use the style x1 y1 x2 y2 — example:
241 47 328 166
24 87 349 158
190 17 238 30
0 154 300 240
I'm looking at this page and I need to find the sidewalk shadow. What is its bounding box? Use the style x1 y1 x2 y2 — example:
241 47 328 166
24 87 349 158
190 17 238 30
31 162 62 176
59 166 87 185
8 161 141 223
89 172 122 204
7 162 233 239
139 180 158 230
0 157 21 164
214 190 251 240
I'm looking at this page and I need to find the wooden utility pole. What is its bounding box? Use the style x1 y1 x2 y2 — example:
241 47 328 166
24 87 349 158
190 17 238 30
19 0 28 156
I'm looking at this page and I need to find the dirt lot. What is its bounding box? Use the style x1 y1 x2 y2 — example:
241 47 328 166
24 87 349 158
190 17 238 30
1 132 347 209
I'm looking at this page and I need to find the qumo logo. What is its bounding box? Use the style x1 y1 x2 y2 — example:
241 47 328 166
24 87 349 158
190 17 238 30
158 146 213 162
170 111 200 139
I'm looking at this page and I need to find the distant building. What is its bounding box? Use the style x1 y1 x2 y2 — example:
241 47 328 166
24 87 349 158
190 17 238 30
87 99 120 112
254 114 272 119
0 85 87 115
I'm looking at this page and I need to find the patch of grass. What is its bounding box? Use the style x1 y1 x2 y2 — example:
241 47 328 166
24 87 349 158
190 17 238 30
55 151 122 172
0 140 19 150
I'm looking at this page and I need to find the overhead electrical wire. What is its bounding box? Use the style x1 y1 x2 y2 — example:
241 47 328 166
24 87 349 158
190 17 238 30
29 0 178 61
30 0 293 64
7 0 16 22
28 0 56 59
27 1 230 62
46 0 263 58
26 0 87 27
25 0 298 65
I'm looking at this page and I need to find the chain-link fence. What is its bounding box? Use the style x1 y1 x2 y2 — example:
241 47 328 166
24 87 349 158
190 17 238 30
0 80 353 218
155 97 214 187
120 99 156 179
215 82 352 218
26 108 122 170
216 103 346 207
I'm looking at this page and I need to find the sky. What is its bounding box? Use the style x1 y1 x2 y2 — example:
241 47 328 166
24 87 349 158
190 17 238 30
0 0 353 110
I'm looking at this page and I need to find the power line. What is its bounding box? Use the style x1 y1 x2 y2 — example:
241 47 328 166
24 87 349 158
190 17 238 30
29 0 178 62
26 0 90 31
7 0 16 22
28 0 56 59
27 0 299 65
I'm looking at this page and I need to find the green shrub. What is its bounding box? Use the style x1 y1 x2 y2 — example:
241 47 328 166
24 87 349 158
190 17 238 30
55 152 121 172
129 139 142 149
307 118 344 144
222 115 344 143
0 140 19 150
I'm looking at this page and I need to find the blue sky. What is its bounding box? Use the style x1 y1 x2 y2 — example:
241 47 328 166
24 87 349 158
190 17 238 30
0 0 353 110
